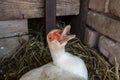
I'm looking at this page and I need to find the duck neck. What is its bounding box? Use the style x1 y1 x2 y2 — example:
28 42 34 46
49 44 66 63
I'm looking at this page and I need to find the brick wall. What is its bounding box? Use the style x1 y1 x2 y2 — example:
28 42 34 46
84 0 120 68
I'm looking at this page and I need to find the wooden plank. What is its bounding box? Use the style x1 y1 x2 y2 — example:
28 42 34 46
0 20 28 38
0 0 80 20
45 0 56 34
0 36 28 59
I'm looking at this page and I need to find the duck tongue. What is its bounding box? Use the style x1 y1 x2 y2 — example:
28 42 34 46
60 25 76 44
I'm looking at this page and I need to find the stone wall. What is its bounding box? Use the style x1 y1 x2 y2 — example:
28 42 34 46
84 0 120 67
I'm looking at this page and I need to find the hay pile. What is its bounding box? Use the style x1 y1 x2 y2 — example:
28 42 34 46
0 21 119 80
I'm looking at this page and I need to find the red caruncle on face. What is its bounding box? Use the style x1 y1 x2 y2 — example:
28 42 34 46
48 30 63 42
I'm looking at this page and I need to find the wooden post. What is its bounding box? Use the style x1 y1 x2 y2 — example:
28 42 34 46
45 0 56 34
71 0 89 42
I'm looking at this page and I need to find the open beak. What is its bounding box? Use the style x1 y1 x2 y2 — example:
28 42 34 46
59 25 76 44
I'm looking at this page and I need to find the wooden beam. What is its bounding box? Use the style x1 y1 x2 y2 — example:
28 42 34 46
45 0 56 34
0 20 28 38
0 0 80 20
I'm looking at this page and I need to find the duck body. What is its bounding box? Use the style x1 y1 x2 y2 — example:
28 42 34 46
53 51 88 80
20 62 85 80
20 25 88 80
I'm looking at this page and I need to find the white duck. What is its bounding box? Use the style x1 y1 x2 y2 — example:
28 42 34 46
20 25 88 80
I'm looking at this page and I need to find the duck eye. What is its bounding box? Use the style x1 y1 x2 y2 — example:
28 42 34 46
49 36 52 40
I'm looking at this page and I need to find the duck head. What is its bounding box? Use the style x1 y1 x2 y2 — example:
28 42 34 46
47 25 76 53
